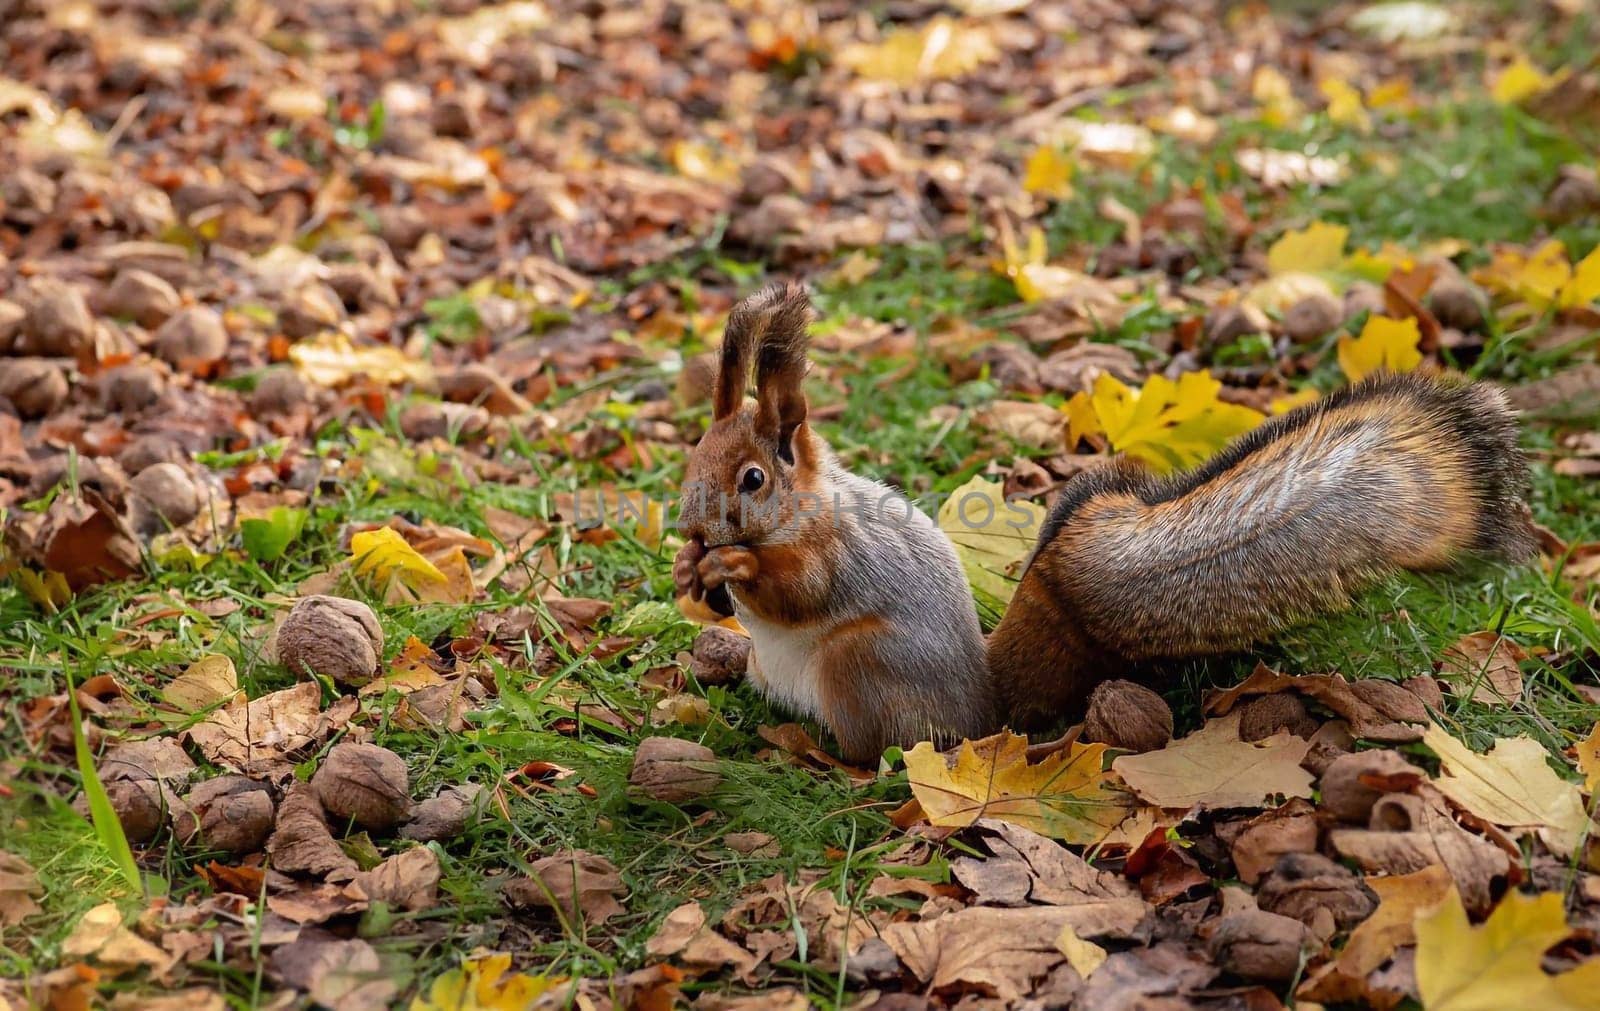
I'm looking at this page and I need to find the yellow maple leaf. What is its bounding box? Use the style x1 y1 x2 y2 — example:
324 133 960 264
411 953 561 1011
903 731 1138 844
996 226 1094 304
1064 371 1265 474
838 17 998 86
1416 887 1600 1011
1251 65 1301 126
1492 56 1555 105
1423 724 1591 858
1367 76 1413 109
1576 722 1600 796
1337 314 1422 382
1022 144 1074 200
289 332 434 388
1319 77 1370 131
936 475 1044 606
1267 221 1350 276
1475 240 1573 307
1558 245 1600 309
351 527 447 589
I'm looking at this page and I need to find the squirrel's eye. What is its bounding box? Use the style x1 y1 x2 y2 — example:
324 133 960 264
739 466 766 493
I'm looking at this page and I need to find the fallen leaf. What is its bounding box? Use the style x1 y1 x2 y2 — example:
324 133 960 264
1338 314 1423 382
162 653 239 710
1299 864 1453 1004
978 400 1067 450
646 901 758 978
1416 886 1600 1010
63 903 175 977
1023 144 1074 200
1559 244 1600 309
1113 713 1314 809
1320 77 1370 131
267 783 360 881
290 332 433 388
355 847 441 911
1065 371 1265 474
838 17 999 86
1423 725 1591 857
1205 664 1431 742
1474 240 1572 307
904 731 1140 844
1056 923 1108 978
186 683 356 783
1493 56 1556 105
0 852 43 927
935 475 1044 606
269 933 398 1011
1267 221 1350 276
507 849 627 928
1439 632 1528 707
1576 722 1600 795
951 820 1146 910
350 527 447 590
409 952 560 1011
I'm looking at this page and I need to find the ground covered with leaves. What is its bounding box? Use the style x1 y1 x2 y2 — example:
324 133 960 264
3 0 1600 1008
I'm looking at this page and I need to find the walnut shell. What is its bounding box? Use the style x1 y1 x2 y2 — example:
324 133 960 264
1427 279 1487 333
311 742 410 832
119 434 185 475
276 595 384 686
1082 679 1173 753
250 368 310 416
1257 852 1377 932
0 359 68 419
1319 749 1420 824
400 784 484 842
99 363 166 414
1206 908 1313 982
1205 304 1269 347
628 736 720 803
129 462 201 532
177 776 275 854
154 306 228 368
1238 694 1318 741
106 778 169 844
101 269 180 328
18 278 94 356
278 284 345 339
688 626 750 686
1282 292 1343 343
1343 281 1387 321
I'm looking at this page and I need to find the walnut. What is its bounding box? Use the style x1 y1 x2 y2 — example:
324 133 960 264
105 778 170 844
1238 694 1318 741
1204 304 1269 347
688 626 750 686
1207 908 1314 982
1319 749 1421 824
129 462 201 532
176 776 275 854
119 434 185 475
400 784 485 842
1282 292 1343 343
1343 281 1387 321
99 363 166 414
278 284 345 339
276 595 384 687
154 306 228 369
100 269 180 328
1257 852 1377 932
17 278 94 356
0 359 68 419
1082 679 1173 753
1427 278 1487 333
628 736 720 803
311 742 410 832
250 368 310 416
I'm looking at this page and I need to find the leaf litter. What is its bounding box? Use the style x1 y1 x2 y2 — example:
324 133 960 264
0 0 1598 1007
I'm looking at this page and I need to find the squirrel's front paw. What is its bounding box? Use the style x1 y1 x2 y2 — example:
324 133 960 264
698 545 759 591
673 538 707 601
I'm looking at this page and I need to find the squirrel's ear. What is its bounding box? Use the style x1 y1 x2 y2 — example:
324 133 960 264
751 282 813 452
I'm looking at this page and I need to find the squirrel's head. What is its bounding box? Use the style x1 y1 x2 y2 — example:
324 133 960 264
679 282 822 548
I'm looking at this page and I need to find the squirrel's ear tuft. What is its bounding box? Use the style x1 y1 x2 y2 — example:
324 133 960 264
715 282 813 436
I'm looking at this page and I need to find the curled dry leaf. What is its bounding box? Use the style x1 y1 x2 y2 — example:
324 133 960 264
266 783 359 881
268 933 397 1011
400 784 485 843
1112 712 1314 809
1327 793 1510 915
645 900 758 979
506 849 627 928
354 846 440 911
1438 631 1529 707
1423 725 1591 857
904 731 1141 845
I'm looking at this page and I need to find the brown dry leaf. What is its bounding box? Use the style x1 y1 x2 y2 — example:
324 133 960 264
185 683 356 783
0 852 43 928
978 400 1067 449
359 636 447 699
1298 864 1453 1005
951 820 1146 917
904 731 1142 845
1112 713 1314 809
1423 725 1591 857
266 783 360 881
508 850 627 928
268 933 398 1011
354 847 441 912
881 904 1136 1004
62 903 175 978
645 901 758 979
1206 663 1432 742
1439 632 1529 707
2 489 140 592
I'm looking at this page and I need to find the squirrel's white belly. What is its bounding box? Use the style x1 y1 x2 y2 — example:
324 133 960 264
731 601 825 720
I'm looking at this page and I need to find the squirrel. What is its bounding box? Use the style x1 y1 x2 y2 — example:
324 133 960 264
673 282 1537 764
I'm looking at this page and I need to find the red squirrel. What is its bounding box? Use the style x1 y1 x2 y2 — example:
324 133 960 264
674 282 1536 763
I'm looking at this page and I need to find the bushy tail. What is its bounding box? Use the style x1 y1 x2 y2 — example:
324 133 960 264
713 281 812 425
989 372 1535 727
